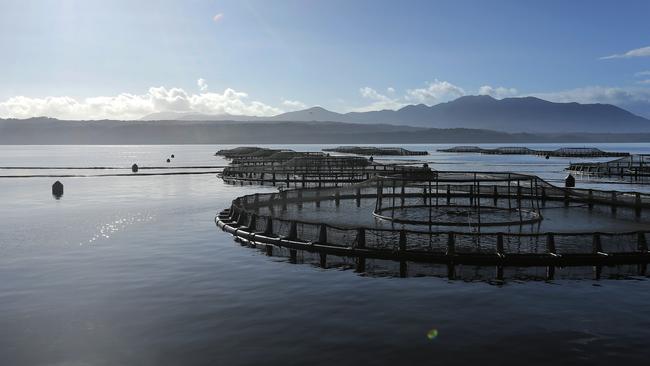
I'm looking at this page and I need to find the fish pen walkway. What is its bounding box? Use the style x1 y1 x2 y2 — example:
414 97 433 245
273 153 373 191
216 170 650 274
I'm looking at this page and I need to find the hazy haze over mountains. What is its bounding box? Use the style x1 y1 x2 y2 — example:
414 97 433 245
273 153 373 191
4 95 650 144
139 95 650 133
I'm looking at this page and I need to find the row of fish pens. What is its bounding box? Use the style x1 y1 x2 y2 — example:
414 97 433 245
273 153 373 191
438 146 629 158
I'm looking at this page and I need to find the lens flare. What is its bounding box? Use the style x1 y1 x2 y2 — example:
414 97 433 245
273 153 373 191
426 328 438 340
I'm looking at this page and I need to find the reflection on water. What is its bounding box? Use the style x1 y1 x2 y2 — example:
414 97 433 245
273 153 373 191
2 144 650 365
236 238 650 283
85 213 155 245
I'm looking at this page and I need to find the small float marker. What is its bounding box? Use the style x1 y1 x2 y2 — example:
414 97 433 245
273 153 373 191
52 180 64 199
166 158 171 163
132 163 139 173
565 173 575 188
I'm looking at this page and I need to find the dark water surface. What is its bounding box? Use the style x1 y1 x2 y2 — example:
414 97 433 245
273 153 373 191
1 144 650 366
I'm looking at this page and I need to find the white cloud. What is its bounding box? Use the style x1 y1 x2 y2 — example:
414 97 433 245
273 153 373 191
0 86 284 120
212 13 224 23
635 71 650 77
281 99 307 110
405 80 465 105
601 46 650 60
352 81 518 112
197 78 208 91
353 87 405 112
478 85 518 99
149 86 192 112
637 80 650 85
359 87 387 100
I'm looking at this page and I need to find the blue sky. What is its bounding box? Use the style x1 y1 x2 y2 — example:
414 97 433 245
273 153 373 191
0 0 649 119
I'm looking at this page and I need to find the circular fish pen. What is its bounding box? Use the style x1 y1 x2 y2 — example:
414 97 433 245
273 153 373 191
371 172 544 228
220 150 428 188
216 170 650 278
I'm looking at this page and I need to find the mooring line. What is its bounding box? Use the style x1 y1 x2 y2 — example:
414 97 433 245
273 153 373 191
0 165 228 170
0 170 223 178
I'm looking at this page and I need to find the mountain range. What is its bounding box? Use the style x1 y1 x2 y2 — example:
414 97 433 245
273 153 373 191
140 95 650 133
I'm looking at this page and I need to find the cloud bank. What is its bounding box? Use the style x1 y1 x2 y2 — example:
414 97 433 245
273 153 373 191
0 86 283 120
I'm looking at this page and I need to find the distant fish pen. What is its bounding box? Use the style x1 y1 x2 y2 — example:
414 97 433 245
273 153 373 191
439 146 629 158
217 147 429 187
323 146 428 156
216 167 650 276
568 154 650 183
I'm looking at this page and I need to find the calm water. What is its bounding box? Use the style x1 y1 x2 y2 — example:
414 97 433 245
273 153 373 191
1 144 650 366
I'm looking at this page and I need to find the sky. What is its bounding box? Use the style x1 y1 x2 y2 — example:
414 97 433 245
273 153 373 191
0 0 649 120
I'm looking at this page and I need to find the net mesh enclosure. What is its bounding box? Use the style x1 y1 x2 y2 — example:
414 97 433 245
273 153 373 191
217 146 430 187
568 154 650 183
216 166 650 270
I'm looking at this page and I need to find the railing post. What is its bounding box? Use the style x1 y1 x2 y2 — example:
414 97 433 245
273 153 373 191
399 230 407 252
356 187 361 207
229 204 237 220
469 185 474 206
635 193 642 218
236 211 247 226
264 217 273 235
422 186 427 204
493 185 498 206
281 190 287 211
588 189 594 210
496 233 504 257
319 252 327 268
318 224 328 244
611 191 617 214
287 221 298 241
289 249 297 262
335 191 341 206
546 233 557 255
592 233 603 254
356 228 366 249
248 213 257 231
447 232 455 255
